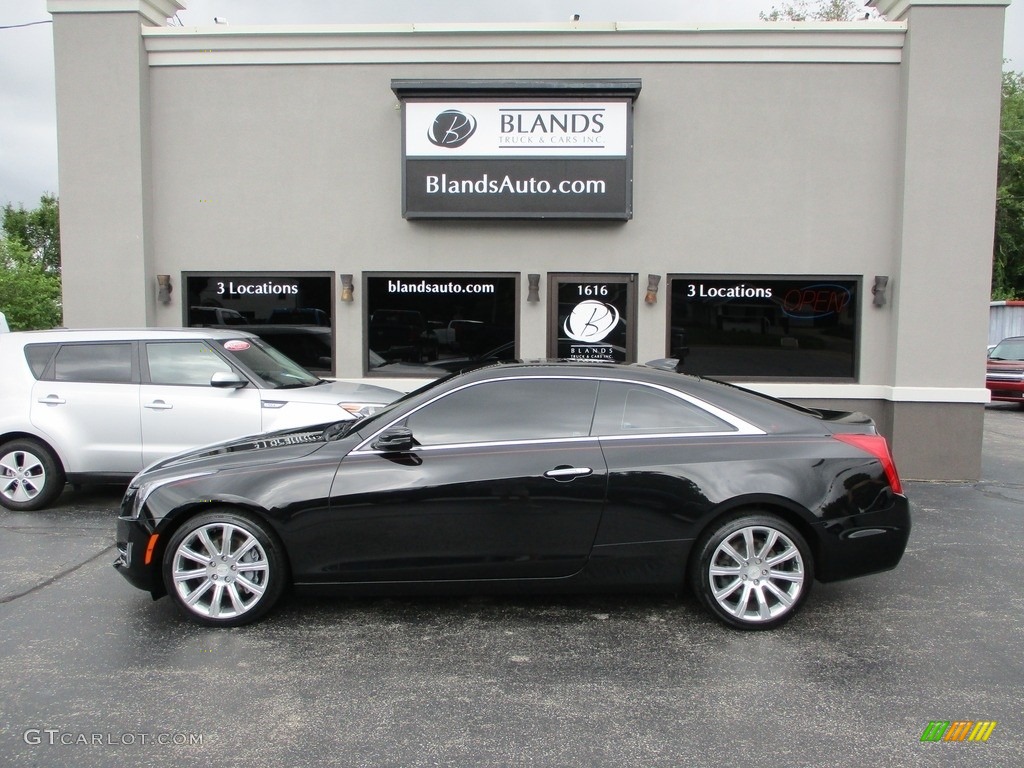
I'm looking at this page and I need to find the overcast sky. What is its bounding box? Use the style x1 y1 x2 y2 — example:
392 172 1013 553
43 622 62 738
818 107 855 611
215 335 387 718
2 0 1022 208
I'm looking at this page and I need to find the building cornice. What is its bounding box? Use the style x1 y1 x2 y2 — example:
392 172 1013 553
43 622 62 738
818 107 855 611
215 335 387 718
141 22 907 66
871 0 1010 21
48 0 185 26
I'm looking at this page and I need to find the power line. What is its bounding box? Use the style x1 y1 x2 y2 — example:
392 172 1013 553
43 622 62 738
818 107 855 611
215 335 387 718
0 20 52 30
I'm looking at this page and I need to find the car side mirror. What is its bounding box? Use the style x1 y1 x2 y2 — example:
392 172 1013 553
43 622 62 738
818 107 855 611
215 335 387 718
210 371 248 389
373 426 415 453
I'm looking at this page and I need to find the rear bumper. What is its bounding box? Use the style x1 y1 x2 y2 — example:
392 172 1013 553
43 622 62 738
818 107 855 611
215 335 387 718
814 494 911 582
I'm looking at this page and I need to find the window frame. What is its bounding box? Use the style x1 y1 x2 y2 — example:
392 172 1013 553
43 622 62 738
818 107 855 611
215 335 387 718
354 375 762 454
38 341 139 385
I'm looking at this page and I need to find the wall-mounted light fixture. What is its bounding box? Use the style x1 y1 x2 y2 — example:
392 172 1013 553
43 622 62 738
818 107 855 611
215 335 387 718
340 274 354 303
527 274 541 303
156 274 172 305
872 275 889 307
645 274 661 305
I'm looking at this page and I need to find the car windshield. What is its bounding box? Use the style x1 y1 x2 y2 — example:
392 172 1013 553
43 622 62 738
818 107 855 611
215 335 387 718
219 337 321 389
989 338 1024 361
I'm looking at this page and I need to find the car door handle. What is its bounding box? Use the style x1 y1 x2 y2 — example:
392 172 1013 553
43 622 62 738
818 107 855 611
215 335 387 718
144 400 173 410
37 395 66 405
544 466 593 480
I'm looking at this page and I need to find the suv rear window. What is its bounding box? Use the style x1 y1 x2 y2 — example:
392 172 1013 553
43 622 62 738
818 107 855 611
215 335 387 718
52 343 134 383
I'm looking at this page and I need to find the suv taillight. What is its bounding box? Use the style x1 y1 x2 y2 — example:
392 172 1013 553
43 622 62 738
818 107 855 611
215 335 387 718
833 433 903 495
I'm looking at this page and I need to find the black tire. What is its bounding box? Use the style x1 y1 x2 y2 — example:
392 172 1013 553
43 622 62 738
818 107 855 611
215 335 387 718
162 509 287 627
0 439 66 511
690 512 814 631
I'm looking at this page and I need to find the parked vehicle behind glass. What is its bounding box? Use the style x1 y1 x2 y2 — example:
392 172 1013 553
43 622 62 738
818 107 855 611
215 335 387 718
115 361 910 631
0 328 402 511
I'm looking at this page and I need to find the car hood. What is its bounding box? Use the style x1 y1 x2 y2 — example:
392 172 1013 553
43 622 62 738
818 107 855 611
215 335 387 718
137 422 335 477
987 359 1024 372
263 379 403 405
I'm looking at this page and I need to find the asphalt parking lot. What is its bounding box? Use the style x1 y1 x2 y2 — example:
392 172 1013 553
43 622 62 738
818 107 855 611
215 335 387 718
1 406 1022 768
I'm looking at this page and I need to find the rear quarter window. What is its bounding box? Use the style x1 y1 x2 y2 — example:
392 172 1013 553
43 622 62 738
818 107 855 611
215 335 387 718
24 344 59 379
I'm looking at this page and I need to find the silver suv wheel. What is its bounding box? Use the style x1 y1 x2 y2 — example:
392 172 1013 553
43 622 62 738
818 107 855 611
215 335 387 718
0 440 65 511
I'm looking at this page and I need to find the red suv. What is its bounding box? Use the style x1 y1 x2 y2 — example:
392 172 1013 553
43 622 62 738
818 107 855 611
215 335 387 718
986 336 1024 405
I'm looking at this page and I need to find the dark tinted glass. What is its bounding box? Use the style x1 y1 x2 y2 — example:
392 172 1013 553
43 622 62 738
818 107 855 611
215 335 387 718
365 274 517 372
407 378 598 445
669 277 858 378
24 344 59 379
593 381 732 435
53 343 133 383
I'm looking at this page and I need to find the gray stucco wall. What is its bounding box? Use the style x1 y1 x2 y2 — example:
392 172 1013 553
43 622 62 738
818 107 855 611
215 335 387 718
47 0 1009 479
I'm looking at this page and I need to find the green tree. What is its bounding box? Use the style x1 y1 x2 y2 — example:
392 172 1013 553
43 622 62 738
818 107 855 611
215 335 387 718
3 193 61 274
760 1 869 21
994 69 1024 299
0 236 62 330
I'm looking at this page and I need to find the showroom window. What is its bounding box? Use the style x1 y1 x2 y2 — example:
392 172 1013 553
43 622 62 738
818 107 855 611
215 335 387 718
365 273 518 374
668 276 859 379
184 273 334 374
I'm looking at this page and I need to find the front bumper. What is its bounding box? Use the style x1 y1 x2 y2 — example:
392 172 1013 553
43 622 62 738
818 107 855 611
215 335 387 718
114 515 162 594
986 377 1024 402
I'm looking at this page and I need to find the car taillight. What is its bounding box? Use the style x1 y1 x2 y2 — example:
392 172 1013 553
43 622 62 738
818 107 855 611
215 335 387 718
833 433 903 495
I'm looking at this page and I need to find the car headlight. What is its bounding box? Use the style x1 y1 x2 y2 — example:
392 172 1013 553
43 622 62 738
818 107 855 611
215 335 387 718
128 471 214 519
339 403 385 418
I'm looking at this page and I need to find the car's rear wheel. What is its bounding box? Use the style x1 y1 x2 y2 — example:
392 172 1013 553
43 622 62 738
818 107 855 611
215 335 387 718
162 509 286 627
691 512 813 630
0 439 66 511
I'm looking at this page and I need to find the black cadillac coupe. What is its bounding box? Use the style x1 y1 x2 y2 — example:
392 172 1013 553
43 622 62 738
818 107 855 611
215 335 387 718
115 361 910 630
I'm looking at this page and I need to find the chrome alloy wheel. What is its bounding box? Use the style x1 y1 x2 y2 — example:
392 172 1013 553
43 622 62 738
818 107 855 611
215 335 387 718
707 524 806 624
171 522 271 620
0 448 46 504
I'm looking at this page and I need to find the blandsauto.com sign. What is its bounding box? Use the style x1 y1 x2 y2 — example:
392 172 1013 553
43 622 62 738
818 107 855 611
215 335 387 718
401 99 634 219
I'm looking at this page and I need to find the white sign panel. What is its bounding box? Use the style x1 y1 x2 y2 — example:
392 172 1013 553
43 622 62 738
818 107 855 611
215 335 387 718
405 101 629 158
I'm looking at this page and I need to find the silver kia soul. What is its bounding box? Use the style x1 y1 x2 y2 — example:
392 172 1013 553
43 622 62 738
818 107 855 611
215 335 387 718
0 328 403 511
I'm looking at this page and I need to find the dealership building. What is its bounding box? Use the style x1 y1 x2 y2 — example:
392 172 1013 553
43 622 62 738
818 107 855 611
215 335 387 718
47 0 1008 479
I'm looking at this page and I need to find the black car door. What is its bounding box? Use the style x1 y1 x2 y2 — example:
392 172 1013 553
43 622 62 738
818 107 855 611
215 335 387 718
314 377 607 583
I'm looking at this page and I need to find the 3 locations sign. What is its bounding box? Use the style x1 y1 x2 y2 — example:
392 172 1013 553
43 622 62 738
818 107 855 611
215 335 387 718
393 80 640 220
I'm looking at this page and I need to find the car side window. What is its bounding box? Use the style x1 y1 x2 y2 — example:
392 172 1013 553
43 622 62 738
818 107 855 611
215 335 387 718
51 343 134 383
145 341 233 386
24 343 59 379
592 381 734 436
405 378 599 446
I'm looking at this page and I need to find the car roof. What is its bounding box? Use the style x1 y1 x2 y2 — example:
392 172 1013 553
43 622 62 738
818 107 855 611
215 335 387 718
2 327 259 343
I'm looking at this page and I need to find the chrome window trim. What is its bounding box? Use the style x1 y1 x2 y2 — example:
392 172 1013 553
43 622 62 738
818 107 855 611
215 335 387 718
352 374 764 454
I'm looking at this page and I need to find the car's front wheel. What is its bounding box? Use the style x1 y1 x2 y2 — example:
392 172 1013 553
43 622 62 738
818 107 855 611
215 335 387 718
0 439 66 511
162 509 286 627
691 512 813 630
